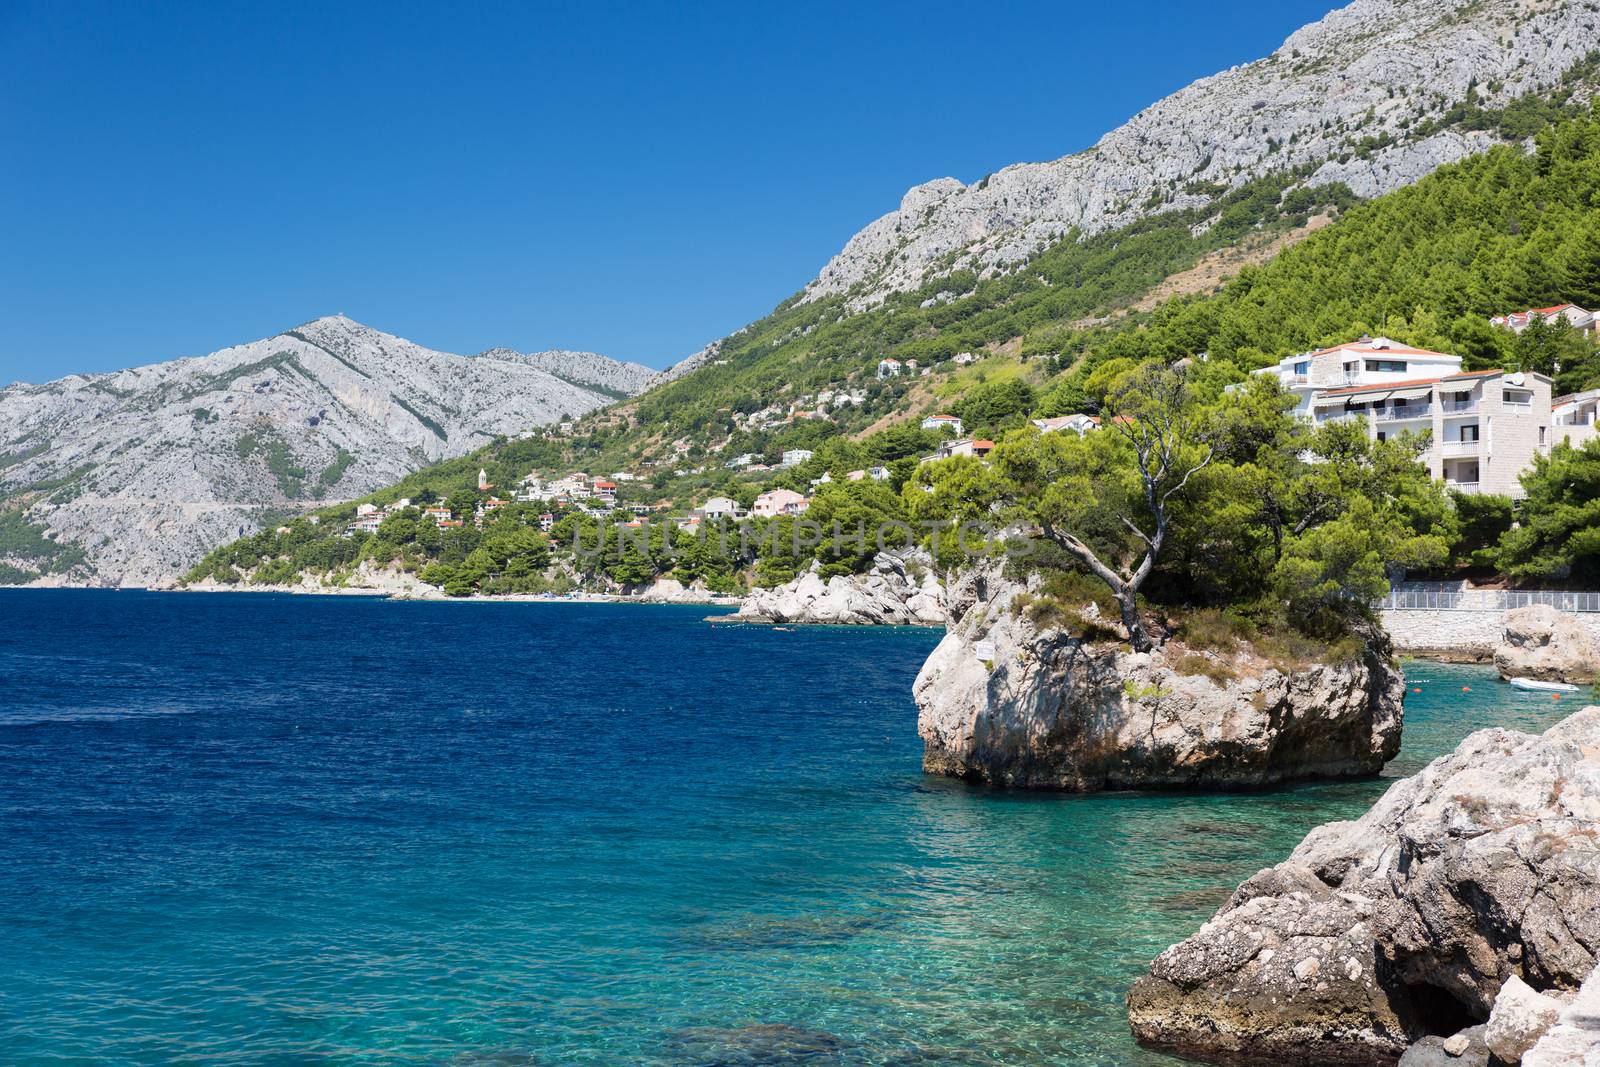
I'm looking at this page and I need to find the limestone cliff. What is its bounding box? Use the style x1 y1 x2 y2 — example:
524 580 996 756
798 0 1598 311
914 569 1403 790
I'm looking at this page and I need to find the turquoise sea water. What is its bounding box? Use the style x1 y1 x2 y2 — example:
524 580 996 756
0 590 1585 1066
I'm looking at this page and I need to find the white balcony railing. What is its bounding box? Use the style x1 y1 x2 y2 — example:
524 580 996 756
1441 399 1477 414
1440 439 1481 456
1443 479 1483 493
1315 411 1359 423
1377 405 1431 421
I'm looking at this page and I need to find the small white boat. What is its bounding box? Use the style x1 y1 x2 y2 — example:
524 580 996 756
1509 677 1580 693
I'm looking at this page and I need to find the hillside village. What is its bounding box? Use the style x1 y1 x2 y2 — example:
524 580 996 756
187 292 1600 601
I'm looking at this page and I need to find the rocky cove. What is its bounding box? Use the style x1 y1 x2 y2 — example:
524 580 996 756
896 567 1600 1062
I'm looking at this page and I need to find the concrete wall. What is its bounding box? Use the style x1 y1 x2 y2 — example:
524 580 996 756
1382 607 1600 655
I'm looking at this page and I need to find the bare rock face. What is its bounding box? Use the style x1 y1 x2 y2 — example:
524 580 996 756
796 0 1599 310
732 553 945 626
1496 606 1600 684
913 572 1402 790
1127 706 1600 1066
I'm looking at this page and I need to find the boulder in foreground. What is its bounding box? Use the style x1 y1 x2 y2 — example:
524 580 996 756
1127 705 1600 1065
1495 604 1600 685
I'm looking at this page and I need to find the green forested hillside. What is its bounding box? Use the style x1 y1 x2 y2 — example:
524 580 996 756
187 102 1600 600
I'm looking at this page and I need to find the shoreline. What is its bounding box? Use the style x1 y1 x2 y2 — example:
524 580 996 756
26 581 747 608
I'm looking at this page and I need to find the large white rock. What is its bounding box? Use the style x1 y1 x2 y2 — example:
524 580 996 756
1486 976 1565 1063
914 570 1402 790
1496 605 1600 684
1523 963 1600 1067
733 553 946 626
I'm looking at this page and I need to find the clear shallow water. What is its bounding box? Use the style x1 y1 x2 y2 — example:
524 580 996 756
0 590 1584 1066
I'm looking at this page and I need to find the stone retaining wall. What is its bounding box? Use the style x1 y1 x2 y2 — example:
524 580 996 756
1381 607 1600 655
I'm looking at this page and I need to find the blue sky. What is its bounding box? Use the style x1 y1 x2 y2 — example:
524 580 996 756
0 0 1337 380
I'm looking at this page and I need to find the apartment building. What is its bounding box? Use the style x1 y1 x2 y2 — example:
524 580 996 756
1310 369 1552 496
1255 336 1560 496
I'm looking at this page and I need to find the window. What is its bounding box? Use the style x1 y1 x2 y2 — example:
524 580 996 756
1376 431 1387 442
1460 424 1480 442
1540 427 1547 445
1365 359 1408 373
1503 389 1533 406
1293 361 1309 375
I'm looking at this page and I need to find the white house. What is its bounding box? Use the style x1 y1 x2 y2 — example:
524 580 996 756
877 358 903 379
953 352 978 366
779 449 814 468
866 465 891 481
921 414 963 435
356 503 380 518
1031 414 1099 435
699 496 746 521
937 438 995 460
1553 388 1600 449
1491 304 1596 334
725 453 757 469
1256 337 1466 416
752 488 809 517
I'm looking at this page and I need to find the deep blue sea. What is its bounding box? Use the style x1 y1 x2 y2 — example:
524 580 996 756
0 591 1584 1066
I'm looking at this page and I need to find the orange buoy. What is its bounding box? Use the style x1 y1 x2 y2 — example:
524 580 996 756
1462 686 1471 692
1412 687 1422 694
1553 693 1563 701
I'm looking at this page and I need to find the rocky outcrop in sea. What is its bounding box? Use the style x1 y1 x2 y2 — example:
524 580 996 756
913 569 1403 790
1127 705 1600 1066
1496 605 1600 685
730 553 946 626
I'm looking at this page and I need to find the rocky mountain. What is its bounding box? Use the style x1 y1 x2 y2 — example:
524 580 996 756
476 346 656 398
0 316 651 586
791 0 1597 312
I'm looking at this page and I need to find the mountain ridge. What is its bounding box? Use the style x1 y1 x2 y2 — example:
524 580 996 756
0 316 649 586
795 0 1598 312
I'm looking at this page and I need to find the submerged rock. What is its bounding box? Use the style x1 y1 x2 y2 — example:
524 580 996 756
1494 605 1600 684
665 1022 850 1064
732 552 945 626
1127 706 1600 1066
913 572 1402 790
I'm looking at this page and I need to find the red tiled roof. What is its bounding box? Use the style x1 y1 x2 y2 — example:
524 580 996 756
972 439 995 449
